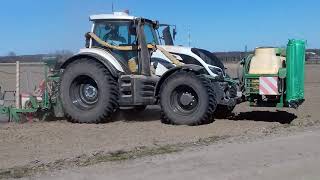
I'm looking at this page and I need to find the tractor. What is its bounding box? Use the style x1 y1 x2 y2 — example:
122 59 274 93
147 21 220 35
60 12 238 125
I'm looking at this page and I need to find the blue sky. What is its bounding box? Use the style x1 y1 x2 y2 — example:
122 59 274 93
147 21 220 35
0 0 319 56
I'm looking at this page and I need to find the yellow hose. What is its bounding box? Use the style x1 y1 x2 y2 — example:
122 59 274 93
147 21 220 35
87 32 155 51
156 46 183 66
87 32 183 66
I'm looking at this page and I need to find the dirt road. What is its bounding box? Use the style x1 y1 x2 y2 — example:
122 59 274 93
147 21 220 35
34 127 320 180
0 64 319 179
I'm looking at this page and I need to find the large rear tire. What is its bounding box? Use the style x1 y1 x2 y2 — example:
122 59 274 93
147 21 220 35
160 71 217 126
60 59 119 123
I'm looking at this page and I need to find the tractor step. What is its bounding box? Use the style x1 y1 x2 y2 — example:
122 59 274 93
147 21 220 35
119 75 159 106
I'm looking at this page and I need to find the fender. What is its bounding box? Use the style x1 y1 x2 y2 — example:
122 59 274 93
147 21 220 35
155 64 207 96
61 48 127 77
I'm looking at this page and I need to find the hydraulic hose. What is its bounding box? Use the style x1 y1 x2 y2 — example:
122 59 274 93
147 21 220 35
156 46 183 66
86 32 154 51
86 32 183 66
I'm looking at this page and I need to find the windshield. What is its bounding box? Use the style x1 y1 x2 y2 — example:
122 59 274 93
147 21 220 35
93 20 159 46
191 48 225 72
157 25 174 45
144 23 159 45
93 20 137 46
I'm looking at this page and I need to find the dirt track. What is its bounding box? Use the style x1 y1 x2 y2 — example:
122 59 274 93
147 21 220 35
35 127 320 180
0 64 319 178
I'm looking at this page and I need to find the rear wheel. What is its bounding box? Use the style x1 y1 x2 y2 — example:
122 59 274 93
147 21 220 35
160 71 217 126
60 59 119 123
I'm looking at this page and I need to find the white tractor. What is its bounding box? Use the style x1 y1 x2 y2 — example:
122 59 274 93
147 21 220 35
60 12 238 125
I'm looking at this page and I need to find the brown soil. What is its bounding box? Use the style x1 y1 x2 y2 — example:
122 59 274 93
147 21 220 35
0 64 319 176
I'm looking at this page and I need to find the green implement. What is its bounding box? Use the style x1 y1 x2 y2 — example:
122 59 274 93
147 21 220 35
242 39 306 108
286 39 306 107
0 59 62 122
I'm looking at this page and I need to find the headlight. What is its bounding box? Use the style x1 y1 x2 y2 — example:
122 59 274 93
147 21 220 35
209 66 224 78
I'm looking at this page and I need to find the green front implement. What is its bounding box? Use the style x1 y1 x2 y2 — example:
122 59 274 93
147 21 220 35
242 39 306 108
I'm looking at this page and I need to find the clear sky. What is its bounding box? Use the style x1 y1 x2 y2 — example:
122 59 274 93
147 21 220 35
0 0 319 56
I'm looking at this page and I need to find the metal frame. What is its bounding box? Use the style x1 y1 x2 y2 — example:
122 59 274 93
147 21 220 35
0 60 61 122
242 55 286 108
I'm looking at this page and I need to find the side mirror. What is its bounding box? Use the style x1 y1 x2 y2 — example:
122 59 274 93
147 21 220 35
85 32 90 48
173 27 177 40
162 27 174 46
153 20 160 29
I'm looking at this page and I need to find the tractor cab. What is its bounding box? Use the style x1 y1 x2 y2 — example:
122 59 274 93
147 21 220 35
87 12 160 74
88 12 159 47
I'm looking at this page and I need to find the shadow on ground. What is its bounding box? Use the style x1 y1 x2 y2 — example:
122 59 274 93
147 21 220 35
229 111 297 124
112 106 161 122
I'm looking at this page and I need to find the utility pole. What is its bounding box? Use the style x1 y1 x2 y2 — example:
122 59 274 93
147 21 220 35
188 26 191 47
16 61 20 108
245 45 248 57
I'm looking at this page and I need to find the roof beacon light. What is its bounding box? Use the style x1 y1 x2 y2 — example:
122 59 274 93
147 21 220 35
114 11 129 16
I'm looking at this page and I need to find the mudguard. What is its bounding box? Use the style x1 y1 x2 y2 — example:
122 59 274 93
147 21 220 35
155 64 207 96
60 49 126 78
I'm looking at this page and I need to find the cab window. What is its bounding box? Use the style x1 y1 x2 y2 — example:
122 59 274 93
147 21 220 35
144 23 159 45
93 21 137 46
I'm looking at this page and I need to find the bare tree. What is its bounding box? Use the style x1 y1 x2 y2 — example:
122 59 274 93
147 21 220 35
53 50 73 60
52 50 74 69
7 51 16 56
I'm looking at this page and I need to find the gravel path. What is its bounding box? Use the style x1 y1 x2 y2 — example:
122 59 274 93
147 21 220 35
34 127 320 180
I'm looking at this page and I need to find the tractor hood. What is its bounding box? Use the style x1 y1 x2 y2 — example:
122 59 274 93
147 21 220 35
157 45 192 56
190 48 225 73
157 45 225 73
154 45 225 78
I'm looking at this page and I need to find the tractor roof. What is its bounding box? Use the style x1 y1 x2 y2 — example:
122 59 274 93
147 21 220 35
90 12 136 21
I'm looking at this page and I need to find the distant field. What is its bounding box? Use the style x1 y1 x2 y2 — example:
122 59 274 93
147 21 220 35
0 63 45 105
0 62 317 89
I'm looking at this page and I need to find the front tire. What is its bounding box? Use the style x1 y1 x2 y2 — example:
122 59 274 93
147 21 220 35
160 71 217 126
60 59 119 123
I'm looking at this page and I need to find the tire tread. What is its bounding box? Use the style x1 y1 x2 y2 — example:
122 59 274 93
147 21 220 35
61 59 119 124
160 70 217 126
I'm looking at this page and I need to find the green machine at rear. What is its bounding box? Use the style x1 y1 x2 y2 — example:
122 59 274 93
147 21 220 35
242 39 306 108
0 59 63 122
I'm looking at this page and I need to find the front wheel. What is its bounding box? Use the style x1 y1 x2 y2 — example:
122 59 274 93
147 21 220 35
160 71 217 126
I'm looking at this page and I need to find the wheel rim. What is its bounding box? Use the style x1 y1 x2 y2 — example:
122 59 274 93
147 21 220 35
170 85 199 115
70 75 99 110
